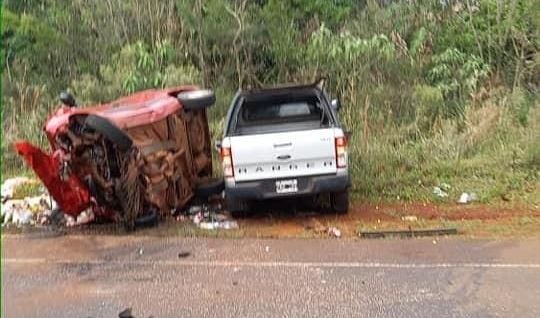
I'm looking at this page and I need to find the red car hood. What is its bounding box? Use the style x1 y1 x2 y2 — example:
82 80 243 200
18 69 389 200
45 85 198 137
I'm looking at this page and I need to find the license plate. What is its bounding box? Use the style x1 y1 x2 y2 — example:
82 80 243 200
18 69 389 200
276 179 298 193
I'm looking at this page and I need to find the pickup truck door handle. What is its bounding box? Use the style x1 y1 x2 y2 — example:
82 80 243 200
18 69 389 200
277 154 291 160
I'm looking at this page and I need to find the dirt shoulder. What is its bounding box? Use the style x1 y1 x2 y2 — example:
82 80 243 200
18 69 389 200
227 201 540 239
3 201 539 239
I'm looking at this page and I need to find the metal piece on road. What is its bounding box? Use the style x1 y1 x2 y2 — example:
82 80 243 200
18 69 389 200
359 227 458 239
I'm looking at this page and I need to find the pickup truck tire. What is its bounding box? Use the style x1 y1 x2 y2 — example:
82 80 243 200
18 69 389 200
331 190 349 214
84 115 133 152
177 90 216 110
226 197 251 218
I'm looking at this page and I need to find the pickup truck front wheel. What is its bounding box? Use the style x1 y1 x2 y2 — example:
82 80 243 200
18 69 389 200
331 190 349 214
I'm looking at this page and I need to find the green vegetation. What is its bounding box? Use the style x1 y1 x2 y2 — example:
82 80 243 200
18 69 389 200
11 180 42 199
2 0 539 205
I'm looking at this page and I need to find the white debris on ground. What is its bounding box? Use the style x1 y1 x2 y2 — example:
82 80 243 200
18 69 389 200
2 200 33 225
458 192 477 204
2 194 60 227
1 177 64 227
327 227 342 238
303 217 342 238
182 199 239 230
402 215 418 222
433 183 451 198
65 208 95 227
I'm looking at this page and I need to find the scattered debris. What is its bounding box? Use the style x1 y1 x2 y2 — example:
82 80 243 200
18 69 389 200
184 202 239 230
188 205 203 215
458 192 477 204
118 308 134 318
64 214 76 227
76 209 95 225
61 208 94 227
138 248 144 255
401 215 418 222
265 246 270 253
327 227 342 238
36 207 64 226
433 187 447 197
1 200 34 226
501 193 512 202
178 252 191 258
359 227 458 239
199 220 239 230
304 218 342 238
1 191 61 227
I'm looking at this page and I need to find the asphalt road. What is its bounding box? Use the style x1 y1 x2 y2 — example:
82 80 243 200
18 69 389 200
2 235 540 318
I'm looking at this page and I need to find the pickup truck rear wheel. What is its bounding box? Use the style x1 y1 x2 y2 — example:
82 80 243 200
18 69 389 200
331 190 349 214
226 197 251 218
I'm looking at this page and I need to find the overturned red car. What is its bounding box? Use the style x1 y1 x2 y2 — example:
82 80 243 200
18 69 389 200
16 86 221 229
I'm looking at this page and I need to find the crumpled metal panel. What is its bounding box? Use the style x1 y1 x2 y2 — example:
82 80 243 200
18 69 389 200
15 142 92 216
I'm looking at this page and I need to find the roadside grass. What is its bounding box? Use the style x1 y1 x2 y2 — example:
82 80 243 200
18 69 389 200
346 96 539 206
11 180 43 199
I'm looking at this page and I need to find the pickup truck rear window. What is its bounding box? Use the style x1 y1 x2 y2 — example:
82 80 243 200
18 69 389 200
233 95 330 135
243 102 319 122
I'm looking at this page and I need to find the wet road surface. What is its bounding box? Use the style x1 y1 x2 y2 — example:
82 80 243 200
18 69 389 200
2 235 540 317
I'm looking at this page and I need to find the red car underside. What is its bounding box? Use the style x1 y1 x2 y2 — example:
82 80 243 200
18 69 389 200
14 86 213 221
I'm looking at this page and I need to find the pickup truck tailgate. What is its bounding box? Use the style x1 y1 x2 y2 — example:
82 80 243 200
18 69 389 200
230 129 337 182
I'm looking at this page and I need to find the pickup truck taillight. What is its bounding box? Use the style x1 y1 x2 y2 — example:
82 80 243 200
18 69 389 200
220 147 234 177
335 136 348 168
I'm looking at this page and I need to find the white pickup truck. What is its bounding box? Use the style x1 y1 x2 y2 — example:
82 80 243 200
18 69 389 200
218 81 350 215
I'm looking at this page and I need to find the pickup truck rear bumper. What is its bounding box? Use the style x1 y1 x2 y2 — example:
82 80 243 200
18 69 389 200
226 174 350 200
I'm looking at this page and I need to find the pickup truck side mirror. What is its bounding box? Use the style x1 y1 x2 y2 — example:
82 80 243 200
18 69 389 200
331 99 341 111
